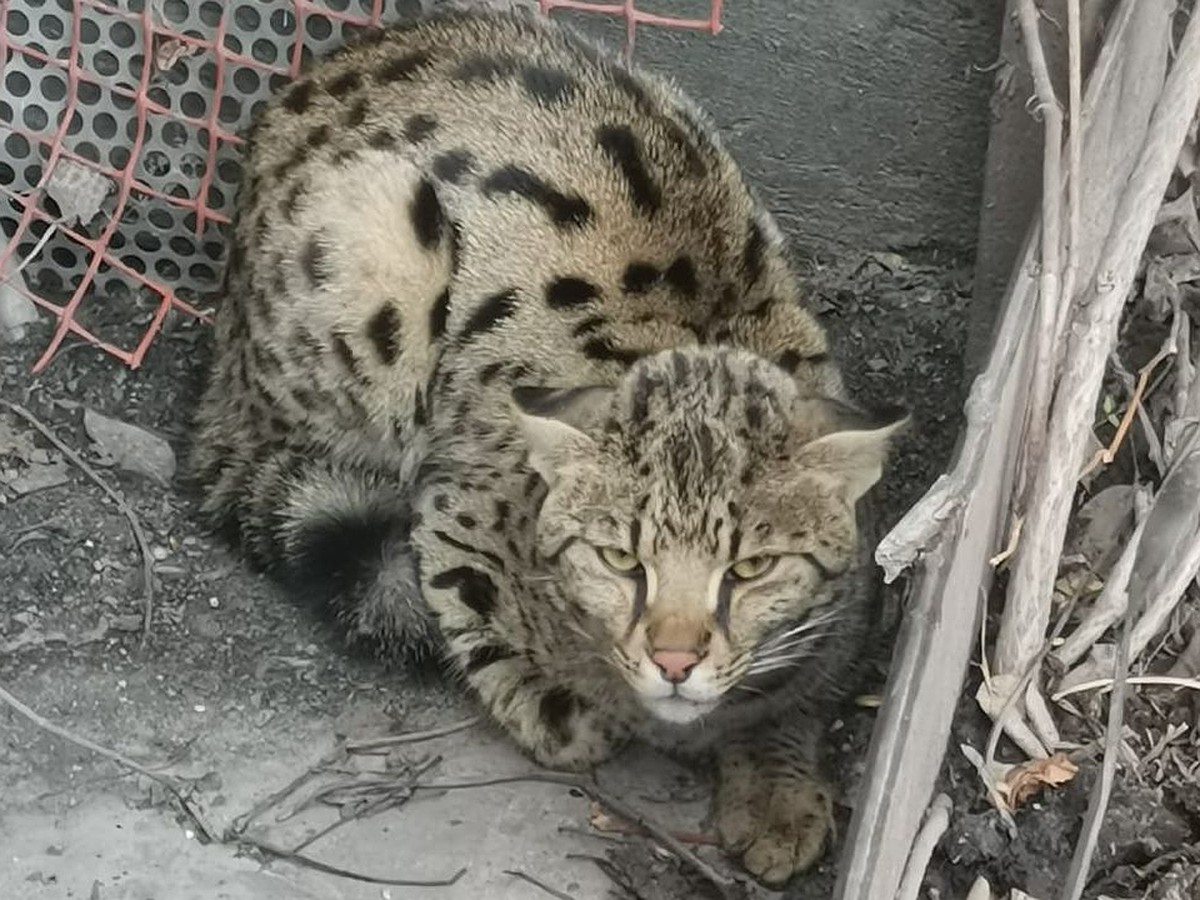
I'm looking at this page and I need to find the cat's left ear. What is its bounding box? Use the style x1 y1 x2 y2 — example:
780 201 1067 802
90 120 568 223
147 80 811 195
792 402 909 502
511 386 613 484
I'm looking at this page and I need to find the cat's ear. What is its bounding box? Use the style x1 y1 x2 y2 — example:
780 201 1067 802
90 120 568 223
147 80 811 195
511 386 613 484
791 402 909 502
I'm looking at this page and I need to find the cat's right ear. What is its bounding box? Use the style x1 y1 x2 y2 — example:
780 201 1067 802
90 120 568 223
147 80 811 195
511 386 611 484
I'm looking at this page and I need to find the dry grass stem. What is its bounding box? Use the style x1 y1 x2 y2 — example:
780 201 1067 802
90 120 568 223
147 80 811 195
1052 674 1200 702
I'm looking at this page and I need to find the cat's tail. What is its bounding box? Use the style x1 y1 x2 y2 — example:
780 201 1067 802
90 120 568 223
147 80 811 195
193 441 439 663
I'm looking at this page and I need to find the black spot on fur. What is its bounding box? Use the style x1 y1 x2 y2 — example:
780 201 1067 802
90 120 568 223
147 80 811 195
596 125 661 215
493 500 510 530
744 220 766 284
539 687 577 744
300 234 327 287
273 144 308 180
413 389 428 426
331 334 364 381
454 54 518 82
583 336 641 366
429 567 498 617
432 149 475 184
403 113 437 144
522 66 575 105
366 304 402 365
344 96 370 128
572 316 606 337
665 257 698 298
409 178 446 249
378 51 429 82
456 514 477 529
545 276 600 309
478 362 504 384
368 129 396 149
622 262 659 294
481 166 592 229
459 289 519 343
333 149 359 166
281 80 314 113
305 124 331 149
464 644 517 675
326 69 362 98
777 349 801 373
430 289 451 339
434 529 507 570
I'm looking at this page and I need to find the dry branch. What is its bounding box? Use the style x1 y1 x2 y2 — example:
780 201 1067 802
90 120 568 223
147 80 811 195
994 0 1181 700
835 2 1200 897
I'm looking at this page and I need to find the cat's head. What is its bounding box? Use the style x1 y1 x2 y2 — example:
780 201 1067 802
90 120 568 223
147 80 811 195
513 347 905 725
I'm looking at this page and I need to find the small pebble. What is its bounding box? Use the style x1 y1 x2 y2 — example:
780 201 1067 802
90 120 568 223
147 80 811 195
151 546 169 561
208 597 220 609
193 704 206 713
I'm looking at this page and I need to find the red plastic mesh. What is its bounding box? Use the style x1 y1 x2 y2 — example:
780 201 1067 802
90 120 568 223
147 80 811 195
0 1 723 373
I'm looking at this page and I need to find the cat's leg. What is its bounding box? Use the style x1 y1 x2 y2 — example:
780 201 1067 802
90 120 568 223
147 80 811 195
412 488 627 771
207 442 437 660
714 718 835 886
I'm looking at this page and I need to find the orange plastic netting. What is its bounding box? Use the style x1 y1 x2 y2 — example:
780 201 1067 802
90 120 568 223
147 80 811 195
0 0 722 371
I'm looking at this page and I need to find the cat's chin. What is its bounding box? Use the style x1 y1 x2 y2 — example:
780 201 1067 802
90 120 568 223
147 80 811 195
642 696 719 725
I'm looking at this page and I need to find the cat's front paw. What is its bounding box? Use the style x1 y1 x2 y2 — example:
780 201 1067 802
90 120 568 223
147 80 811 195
715 767 833 886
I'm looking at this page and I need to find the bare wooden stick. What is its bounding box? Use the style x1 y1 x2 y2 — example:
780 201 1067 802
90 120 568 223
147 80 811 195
0 400 156 645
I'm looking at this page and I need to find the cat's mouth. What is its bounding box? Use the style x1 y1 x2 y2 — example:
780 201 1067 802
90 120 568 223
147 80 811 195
641 694 719 725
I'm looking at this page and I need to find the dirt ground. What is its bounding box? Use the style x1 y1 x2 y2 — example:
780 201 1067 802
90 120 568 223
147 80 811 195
5 247 1194 899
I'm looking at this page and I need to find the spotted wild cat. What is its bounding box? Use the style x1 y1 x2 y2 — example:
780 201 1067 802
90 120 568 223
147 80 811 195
192 8 904 885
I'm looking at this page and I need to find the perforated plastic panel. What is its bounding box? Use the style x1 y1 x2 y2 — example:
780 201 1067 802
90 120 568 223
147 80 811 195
0 0 723 371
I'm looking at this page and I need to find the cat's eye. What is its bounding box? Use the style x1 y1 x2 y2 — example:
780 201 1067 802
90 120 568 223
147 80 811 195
728 555 778 581
598 546 643 574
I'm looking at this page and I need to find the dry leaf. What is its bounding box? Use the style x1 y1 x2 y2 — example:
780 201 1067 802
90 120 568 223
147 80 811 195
154 38 203 74
44 158 111 228
997 752 1079 811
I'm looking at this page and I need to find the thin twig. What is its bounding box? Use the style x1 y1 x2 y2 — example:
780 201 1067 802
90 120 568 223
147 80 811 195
413 773 737 892
895 794 952 900
504 869 580 900
230 747 345 835
0 401 155 645
289 755 441 853
343 716 479 752
237 833 466 887
0 683 219 841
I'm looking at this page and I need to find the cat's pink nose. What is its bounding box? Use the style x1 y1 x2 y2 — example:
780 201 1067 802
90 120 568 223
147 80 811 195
651 650 702 684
